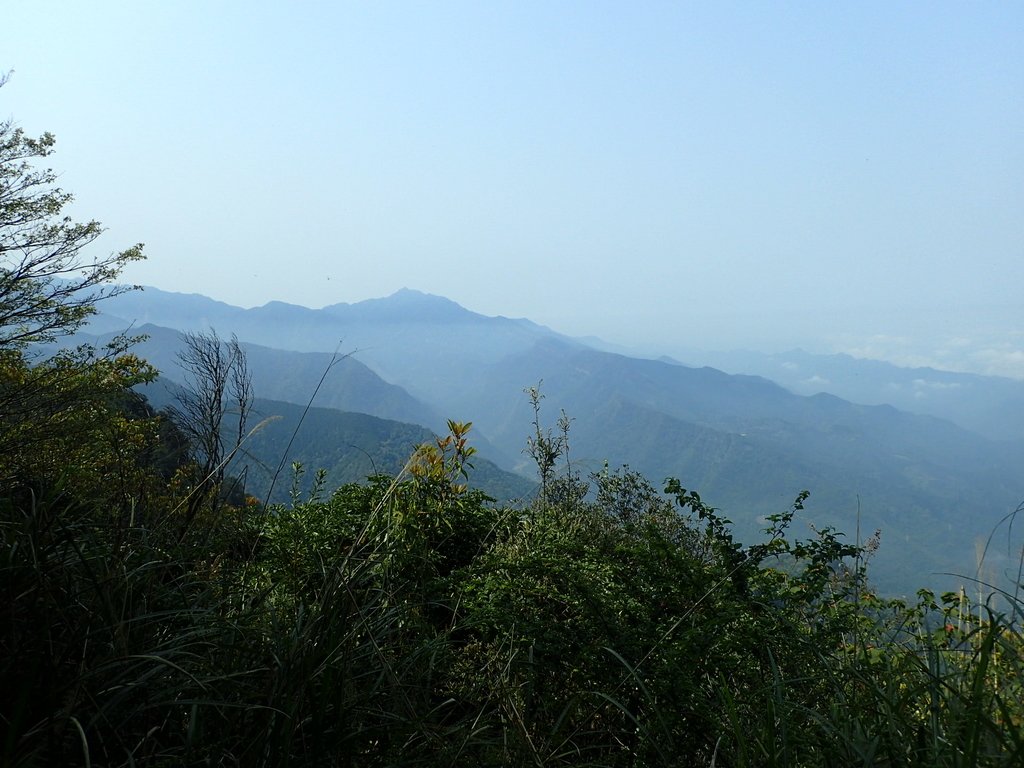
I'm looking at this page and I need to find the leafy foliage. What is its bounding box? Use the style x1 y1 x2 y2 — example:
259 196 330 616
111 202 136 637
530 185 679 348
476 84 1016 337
0 117 143 348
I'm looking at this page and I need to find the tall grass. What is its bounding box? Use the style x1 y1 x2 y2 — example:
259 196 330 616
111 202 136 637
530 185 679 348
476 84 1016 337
1 487 234 765
711 586 1024 766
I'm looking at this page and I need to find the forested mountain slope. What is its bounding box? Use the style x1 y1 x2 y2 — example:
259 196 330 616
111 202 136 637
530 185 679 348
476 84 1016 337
134 378 534 505
74 323 443 429
448 338 1024 593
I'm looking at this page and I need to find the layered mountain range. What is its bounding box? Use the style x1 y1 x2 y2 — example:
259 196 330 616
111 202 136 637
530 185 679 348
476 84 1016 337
79 285 1024 596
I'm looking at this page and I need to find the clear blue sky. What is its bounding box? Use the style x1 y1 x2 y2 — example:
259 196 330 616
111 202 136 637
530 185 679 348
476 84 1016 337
4 2 1022 375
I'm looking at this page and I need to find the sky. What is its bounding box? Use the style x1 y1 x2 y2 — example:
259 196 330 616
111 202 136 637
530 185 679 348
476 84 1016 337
4 2 1023 376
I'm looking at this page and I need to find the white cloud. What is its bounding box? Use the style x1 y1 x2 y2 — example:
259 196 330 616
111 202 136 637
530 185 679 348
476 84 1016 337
970 347 1024 379
831 332 1024 380
911 379 963 391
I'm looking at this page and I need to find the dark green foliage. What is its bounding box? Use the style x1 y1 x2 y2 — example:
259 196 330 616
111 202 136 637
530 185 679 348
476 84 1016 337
4 413 1024 765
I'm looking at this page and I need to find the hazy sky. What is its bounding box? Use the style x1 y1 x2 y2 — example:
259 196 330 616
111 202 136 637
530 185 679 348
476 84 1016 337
4 2 1023 375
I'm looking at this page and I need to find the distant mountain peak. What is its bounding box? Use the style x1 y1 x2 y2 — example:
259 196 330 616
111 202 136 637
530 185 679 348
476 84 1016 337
253 299 320 319
389 287 439 299
382 287 466 309
322 288 481 323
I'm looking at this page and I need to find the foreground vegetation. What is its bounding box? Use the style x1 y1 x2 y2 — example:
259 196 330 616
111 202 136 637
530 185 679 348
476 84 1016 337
3 405 1024 765
3 91 1023 766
